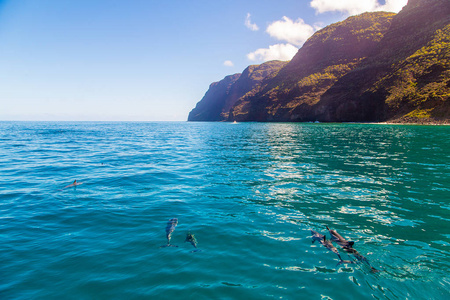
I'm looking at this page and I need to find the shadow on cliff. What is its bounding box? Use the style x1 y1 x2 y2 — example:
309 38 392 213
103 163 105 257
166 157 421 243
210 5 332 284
309 0 450 122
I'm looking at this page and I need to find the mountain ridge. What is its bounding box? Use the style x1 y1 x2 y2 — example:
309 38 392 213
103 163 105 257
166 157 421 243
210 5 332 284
188 0 450 124
188 61 287 121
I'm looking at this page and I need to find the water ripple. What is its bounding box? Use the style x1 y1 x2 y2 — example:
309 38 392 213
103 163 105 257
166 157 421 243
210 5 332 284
0 122 449 299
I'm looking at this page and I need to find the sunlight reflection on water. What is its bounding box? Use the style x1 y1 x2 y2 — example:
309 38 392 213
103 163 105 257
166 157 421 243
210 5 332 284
0 122 449 299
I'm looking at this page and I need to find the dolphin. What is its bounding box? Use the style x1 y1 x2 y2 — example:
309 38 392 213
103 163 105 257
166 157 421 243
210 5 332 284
61 180 83 190
326 226 379 272
326 226 355 248
161 218 178 248
185 232 201 252
311 230 354 265
344 245 379 272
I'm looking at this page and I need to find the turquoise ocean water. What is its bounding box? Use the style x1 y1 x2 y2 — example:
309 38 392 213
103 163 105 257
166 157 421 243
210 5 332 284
1 122 449 299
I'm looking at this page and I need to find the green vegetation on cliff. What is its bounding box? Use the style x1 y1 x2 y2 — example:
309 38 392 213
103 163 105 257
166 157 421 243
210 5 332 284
189 0 450 123
188 61 287 121
229 11 396 122
317 0 450 124
375 23 450 122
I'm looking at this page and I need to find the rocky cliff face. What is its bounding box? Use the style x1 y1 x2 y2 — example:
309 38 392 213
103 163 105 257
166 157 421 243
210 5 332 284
188 73 240 122
312 0 450 123
189 0 450 123
188 61 287 121
229 11 396 122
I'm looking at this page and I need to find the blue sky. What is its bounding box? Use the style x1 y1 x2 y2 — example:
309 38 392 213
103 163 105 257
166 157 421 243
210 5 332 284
0 0 407 121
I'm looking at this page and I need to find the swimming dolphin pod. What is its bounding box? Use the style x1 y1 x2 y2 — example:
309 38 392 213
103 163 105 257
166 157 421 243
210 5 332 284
311 230 354 265
160 219 202 252
325 226 379 272
161 218 178 248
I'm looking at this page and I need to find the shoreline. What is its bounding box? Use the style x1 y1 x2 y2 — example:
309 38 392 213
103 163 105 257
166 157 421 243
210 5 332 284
1 119 449 126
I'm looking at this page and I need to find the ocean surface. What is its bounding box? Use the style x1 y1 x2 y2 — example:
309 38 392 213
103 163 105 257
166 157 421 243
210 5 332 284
1 121 449 299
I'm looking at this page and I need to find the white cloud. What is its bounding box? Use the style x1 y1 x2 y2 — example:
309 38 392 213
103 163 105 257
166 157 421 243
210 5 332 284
245 13 259 31
245 16 314 63
247 43 298 62
223 60 234 67
266 16 316 47
310 0 407 15
378 0 408 12
310 0 377 15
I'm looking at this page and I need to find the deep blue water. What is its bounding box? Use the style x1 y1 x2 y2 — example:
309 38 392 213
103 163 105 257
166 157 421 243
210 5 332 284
1 122 449 299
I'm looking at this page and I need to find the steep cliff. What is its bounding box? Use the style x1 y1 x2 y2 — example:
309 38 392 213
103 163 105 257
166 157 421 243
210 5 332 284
313 0 450 123
229 11 396 122
188 61 287 121
189 0 450 123
188 73 240 122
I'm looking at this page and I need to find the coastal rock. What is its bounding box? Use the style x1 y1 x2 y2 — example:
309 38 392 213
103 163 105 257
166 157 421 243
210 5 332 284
188 61 287 121
229 11 396 122
189 0 450 123
188 73 241 122
314 0 450 123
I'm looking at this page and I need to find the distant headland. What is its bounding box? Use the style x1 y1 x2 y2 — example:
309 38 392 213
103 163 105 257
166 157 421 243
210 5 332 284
188 0 450 124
